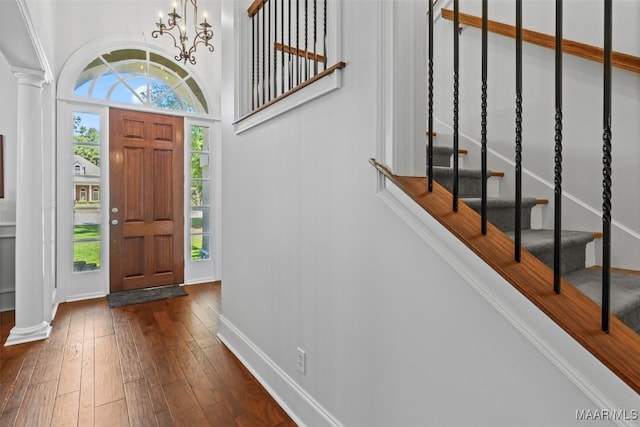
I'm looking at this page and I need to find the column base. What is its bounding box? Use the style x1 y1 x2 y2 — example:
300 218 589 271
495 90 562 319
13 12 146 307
5 321 52 346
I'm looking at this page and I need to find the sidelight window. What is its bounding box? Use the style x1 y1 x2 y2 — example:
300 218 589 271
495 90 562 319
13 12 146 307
72 112 102 272
190 125 212 261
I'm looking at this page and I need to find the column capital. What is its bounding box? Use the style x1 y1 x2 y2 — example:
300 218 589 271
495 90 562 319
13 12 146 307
11 67 45 88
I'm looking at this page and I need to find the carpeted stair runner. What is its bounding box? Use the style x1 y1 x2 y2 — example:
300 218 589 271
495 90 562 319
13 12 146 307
463 198 539 232
429 143 640 334
565 269 640 333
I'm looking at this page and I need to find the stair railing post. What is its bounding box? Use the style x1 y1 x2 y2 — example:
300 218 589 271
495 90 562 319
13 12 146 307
554 0 563 294
514 0 523 262
427 0 434 192
602 0 613 333
480 0 488 234
453 0 460 212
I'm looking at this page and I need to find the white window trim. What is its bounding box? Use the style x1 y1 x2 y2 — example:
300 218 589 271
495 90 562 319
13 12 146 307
184 117 222 284
57 36 220 302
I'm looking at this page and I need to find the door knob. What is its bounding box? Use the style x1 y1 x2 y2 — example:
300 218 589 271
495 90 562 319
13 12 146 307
111 219 119 226
111 207 119 213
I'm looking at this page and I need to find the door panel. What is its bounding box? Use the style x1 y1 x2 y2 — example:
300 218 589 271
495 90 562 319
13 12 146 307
110 108 184 292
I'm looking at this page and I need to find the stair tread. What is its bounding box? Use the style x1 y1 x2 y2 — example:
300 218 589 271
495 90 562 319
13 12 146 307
505 229 595 250
429 145 467 155
462 197 539 209
566 269 640 325
431 166 496 177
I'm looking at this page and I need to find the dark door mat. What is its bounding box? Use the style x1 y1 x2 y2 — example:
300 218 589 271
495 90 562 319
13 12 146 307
107 284 188 308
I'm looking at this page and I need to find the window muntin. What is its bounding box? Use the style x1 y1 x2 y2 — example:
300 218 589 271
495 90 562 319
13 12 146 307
73 49 208 113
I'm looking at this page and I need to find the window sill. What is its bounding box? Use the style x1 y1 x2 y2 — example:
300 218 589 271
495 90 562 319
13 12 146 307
234 62 346 134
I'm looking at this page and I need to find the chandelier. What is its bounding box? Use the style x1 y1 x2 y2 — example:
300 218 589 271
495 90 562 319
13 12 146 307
152 0 214 65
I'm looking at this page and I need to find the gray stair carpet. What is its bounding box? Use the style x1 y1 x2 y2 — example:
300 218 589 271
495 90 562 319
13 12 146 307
505 229 595 275
463 198 538 232
428 143 640 334
430 167 489 198
565 269 640 334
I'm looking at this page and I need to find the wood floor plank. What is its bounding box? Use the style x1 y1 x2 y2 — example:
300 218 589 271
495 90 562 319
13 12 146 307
78 307 95 426
13 379 57 426
123 378 156 427
0 343 42 422
162 378 198 417
185 341 224 390
51 390 80 427
93 303 114 338
94 335 124 407
0 283 296 427
202 401 239 427
113 311 144 384
174 343 219 408
95 399 129 427
31 330 66 385
57 324 84 396
127 314 172 418
175 309 218 349
174 406 209 427
202 343 288 425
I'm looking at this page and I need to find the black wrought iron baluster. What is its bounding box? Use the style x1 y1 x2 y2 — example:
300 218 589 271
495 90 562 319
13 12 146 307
481 0 488 234
323 0 327 71
515 0 523 262
289 0 292 89
268 0 271 101
274 0 278 97
602 0 613 333
313 0 318 75
554 0 563 294
453 0 460 212
305 0 309 81
427 0 434 192
296 0 300 85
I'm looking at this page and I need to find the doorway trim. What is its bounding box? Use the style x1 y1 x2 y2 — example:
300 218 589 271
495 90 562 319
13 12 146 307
56 36 220 303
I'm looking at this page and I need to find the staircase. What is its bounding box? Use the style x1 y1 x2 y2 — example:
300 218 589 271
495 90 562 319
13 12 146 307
429 141 640 335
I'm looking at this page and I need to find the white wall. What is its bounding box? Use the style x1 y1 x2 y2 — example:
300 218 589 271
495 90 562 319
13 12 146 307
0 52 18 310
218 1 638 425
0 52 17 224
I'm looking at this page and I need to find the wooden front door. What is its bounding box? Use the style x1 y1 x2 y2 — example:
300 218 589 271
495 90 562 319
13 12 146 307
109 108 184 292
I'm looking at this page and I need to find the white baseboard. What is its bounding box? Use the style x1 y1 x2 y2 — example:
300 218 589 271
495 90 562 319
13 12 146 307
217 316 343 427
0 289 15 312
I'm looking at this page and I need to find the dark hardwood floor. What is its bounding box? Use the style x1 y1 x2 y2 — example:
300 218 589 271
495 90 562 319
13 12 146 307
0 282 296 426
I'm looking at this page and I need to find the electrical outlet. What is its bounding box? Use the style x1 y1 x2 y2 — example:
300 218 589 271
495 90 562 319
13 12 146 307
297 347 306 374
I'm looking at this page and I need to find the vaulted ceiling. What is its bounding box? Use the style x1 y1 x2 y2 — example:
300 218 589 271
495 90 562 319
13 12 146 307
0 0 50 79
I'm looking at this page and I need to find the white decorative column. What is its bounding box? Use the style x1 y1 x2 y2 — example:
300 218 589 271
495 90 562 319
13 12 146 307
5 68 51 346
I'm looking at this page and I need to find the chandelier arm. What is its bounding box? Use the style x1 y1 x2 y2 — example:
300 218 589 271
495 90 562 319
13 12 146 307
153 0 213 65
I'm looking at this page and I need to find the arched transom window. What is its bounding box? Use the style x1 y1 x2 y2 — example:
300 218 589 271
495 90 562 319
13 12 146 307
73 49 208 113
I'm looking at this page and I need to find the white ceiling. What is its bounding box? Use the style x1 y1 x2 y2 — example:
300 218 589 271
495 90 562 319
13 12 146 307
0 0 47 75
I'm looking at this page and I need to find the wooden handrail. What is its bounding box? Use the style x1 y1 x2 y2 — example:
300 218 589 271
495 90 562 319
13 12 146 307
441 9 640 74
274 42 326 63
247 0 268 17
